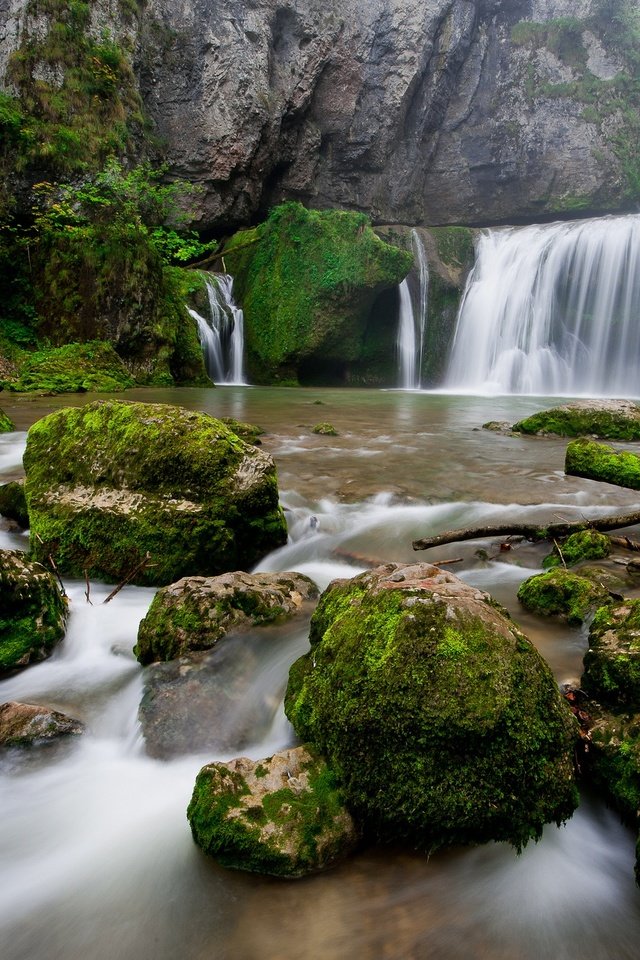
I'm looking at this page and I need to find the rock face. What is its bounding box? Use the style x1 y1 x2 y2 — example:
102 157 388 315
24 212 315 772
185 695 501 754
23 400 288 586
285 562 578 851
135 570 318 665
187 745 359 877
0 549 67 674
0 700 83 746
133 0 637 230
513 400 640 440
565 438 640 489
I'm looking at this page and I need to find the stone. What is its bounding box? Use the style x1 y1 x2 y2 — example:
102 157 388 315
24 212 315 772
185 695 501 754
187 745 359 877
0 480 28 528
10 341 135 394
0 700 83 746
0 407 15 432
23 400 288 586
513 400 640 440
135 570 318 665
565 438 640 489
517 568 611 626
285 562 579 852
542 529 612 569
583 600 640 709
0 549 67 674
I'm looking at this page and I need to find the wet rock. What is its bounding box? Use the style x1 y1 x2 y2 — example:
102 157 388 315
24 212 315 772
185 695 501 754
0 480 28 528
517 568 611 626
134 570 318 665
286 562 579 852
0 549 67 675
23 400 288 586
219 418 264 445
514 400 640 440
0 408 15 433
0 700 83 747
565 438 640 490
543 529 612 569
10 341 135 394
312 423 338 436
583 601 640 709
188 745 359 877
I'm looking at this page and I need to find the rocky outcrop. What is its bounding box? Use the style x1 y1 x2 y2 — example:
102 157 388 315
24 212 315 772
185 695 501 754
23 400 288 586
187 745 359 877
565 438 640 489
135 570 318 664
513 400 640 440
0 700 83 746
0 549 67 674
285 562 578 851
9 341 135 394
583 600 640 708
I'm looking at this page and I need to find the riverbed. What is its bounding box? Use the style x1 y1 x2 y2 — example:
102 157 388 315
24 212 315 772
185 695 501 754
1 386 640 960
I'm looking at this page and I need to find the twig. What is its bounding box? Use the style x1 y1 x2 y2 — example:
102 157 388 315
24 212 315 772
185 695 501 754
430 557 464 566
553 538 567 570
103 553 155 604
84 570 93 605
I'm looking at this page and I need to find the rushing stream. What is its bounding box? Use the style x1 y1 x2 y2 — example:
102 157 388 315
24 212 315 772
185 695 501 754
2 386 640 960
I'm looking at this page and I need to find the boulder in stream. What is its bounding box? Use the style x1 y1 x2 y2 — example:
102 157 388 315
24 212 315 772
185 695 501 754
0 408 15 433
565 438 640 490
0 549 67 675
23 400 288 585
517 568 611 626
285 562 579 851
188 745 359 878
513 400 640 440
583 600 640 709
0 480 29 528
542 529 612 569
0 700 83 747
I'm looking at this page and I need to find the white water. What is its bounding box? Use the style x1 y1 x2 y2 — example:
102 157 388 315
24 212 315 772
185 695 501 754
396 230 429 390
188 274 246 385
446 214 640 395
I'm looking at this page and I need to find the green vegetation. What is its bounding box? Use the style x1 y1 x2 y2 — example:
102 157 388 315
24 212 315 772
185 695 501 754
223 202 413 384
0 549 67 674
8 341 134 393
517 568 610 625
513 403 640 440
0 409 15 432
285 566 578 852
0 482 29 528
312 422 338 436
543 529 612 569
583 601 640 708
565 438 640 489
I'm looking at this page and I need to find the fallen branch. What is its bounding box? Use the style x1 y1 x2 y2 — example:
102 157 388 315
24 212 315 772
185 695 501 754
187 235 261 272
412 509 640 552
84 569 92 606
103 552 155 604
609 535 640 552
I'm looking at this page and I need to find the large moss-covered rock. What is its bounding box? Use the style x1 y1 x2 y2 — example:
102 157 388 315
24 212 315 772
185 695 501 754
285 562 578 851
542 529 612 569
517 568 611 626
583 601 640 709
223 203 413 385
10 341 135 394
0 480 28 528
0 408 15 432
23 400 288 586
565 438 640 489
135 571 318 665
0 550 67 674
187 746 359 877
0 700 83 747
514 400 640 440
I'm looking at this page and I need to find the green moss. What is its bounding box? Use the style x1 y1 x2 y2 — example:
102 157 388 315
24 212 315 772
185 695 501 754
0 409 15 432
10 341 134 393
514 405 640 440
219 418 264 444
588 711 640 822
312 423 338 436
223 202 413 385
0 481 29 528
517 569 610 625
285 570 578 851
543 529 612 569
565 438 640 489
583 601 640 708
0 550 67 673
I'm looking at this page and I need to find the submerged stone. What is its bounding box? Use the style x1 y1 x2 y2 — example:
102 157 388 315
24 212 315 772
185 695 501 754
135 570 318 665
513 400 640 440
517 568 611 626
583 601 640 709
0 700 83 747
565 438 640 489
312 423 338 436
285 562 578 851
187 745 359 877
0 480 28 528
0 550 67 674
23 400 288 586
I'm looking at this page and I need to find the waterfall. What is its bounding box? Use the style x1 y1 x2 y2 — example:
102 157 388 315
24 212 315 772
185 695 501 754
188 274 246 385
445 214 640 396
396 230 429 389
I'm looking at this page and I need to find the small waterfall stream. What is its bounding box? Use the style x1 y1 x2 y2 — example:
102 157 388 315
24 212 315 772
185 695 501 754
188 274 246 385
396 229 429 389
445 214 640 395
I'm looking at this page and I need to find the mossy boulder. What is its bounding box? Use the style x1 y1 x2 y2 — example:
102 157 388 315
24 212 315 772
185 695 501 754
0 408 15 432
0 480 29 528
312 423 338 436
285 562 578 851
565 439 640 489
219 418 264 445
583 601 640 709
514 400 640 440
135 571 319 665
0 700 83 747
517 568 611 626
23 400 288 586
543 529 612 569
11 341 135 394
223 202 413 385
187 746 359 877
0 550 67 674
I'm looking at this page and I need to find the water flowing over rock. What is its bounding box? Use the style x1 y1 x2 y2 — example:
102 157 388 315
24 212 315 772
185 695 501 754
23 400 288 586
188 274 246 385
187 745 359 877
285 562 579 851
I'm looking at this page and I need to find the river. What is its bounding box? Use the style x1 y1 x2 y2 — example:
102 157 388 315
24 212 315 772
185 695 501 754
1 386 639 960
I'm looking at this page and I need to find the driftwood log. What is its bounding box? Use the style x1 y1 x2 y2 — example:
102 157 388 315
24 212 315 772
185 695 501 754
412 510 640 552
